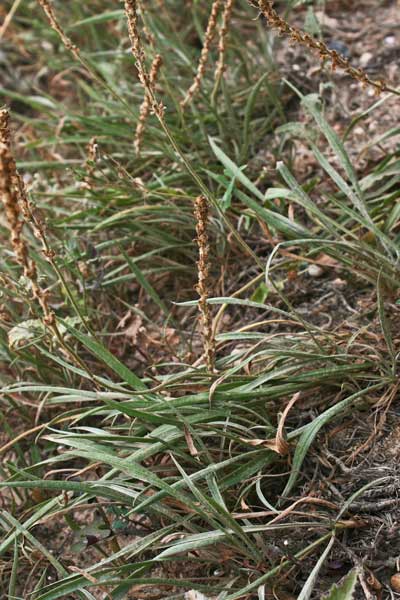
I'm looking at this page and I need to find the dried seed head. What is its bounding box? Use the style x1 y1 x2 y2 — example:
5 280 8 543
83 137 98 189
0 136 55 326
253 0 389 96
149 54 162 86
215 0 234 82
0 143 25 260
0 108 29 211
137 0 155 48
181 0 222 108
194 195 216 373
134 54 162 155
0 108 11 147
37 0 80 56
124 0 149 88
124 0 165 122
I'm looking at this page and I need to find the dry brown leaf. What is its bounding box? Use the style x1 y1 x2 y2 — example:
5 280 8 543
240 496 250 511
239 437 289 454
241 392 300 455
314 11 339 29
163 327 180 348
124 317 143 344
315 253 340 268
367 571 382 592
68 566 112 599
184 425 199 458
116 310 133 330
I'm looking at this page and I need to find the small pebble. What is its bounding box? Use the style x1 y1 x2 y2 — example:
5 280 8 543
384 35 396 46
41 41 53 52
359 51 373 67
390 573 400 593
332 278 346 289
308 264 324 278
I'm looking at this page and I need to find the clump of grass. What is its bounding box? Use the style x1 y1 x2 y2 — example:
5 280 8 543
0 1 399 599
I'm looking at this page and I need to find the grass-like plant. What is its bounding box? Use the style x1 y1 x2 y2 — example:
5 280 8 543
0 1 399 598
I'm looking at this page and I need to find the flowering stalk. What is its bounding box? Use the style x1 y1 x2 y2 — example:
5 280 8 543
37 0 80 58
1 110 94 338
194 195 216 373
215 0 234 83
181 0 222 108
0 111 100 381
83 136 98 189
134 54 162 155
123 0 262 270
0 141 55 326
250 0 398 96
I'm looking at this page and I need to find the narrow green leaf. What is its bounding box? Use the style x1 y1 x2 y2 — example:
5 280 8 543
242 72 269 158
324 569 358 600
209 137 266 203
283 384 383 497
301 94 362 200
298 536 335 600
69 10 124 29
8 539 19 600
377 272 395 365
60 320 148 393
121 250 171 319
234 188 309 238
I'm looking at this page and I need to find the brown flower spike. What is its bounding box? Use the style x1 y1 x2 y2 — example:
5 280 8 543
194 195 216 373
181 0 222 108
124 0 150 89
134 54 162 155
0 108 11 147
37 0 80 57
124 0 165 120
250 0 391 96
0 140 55 326
215 0 234 83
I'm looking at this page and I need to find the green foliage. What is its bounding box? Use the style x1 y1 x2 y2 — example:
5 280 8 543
0 0 398 598
324 569 358 600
